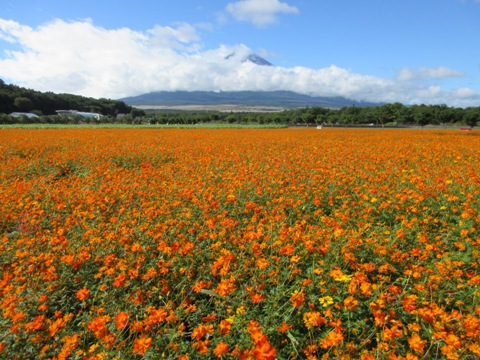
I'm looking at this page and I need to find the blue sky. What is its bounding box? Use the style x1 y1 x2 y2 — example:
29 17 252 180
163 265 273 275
1 0 479 106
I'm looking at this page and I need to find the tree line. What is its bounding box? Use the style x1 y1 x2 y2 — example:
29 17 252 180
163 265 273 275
0 80 478 127
0 79 142 120
142 103 479 128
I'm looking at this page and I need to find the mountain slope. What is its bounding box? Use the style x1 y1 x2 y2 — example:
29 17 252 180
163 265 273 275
121 90 381 109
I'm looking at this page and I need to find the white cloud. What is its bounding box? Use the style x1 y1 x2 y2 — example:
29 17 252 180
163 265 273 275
397 66 464 81
225 0 299 27
0 18 478 107
147 23 201 51
0 18 32 43
451 87 476 98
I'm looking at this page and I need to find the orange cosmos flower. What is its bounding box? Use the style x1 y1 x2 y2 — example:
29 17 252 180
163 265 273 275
401 294 418 312
219 319 232 335
113 273 126 288
360 353 375 360
114 312 129 330
290 290 305 308
192 324 214 341
255 258 270 269
303 311 326 329
463 314 480 337
279 244 295 256
253 340 276 360
360 281 373 296
192 280 212 293
320 329 344 349
408 334 425 354
145 306 167 325
343 296 359 311
251 293 265 304
87 315 111 339
382 325 403 341
329 268 343 280
417 307 435 323
49 317 66 337
24 315 45 332
445 334 461 349
214 278 236 297
58 334 79 360
202 314 217 323
193 339 210 354
213 342 229 358
130 320 144 333
133 335 152 355
76 288 90 301
277 322 293 333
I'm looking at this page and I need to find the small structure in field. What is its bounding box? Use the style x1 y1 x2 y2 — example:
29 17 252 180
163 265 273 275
56 110 102 120
10 112 39 118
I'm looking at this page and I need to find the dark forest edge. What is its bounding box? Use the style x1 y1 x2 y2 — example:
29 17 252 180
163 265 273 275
0 80 143 121
1 80 479 128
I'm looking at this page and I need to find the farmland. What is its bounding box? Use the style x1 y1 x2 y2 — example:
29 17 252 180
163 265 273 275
0 128 479 359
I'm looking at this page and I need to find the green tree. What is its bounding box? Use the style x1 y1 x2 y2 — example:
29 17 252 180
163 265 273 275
449 107 465 124
338 106 361 124
130 108 145 118
378 105 393 127
14 97 34 112
376 103 407 127
412 105 433 128
464 107 479 129
431 104 450 126
225 115 237 123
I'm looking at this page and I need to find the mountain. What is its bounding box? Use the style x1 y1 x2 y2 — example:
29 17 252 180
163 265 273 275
120 51 381 109
244 53 273 66
121 90 381 109
225 52 273 66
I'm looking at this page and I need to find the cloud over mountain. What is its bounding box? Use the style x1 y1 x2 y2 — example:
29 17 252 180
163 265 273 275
0 18 478 107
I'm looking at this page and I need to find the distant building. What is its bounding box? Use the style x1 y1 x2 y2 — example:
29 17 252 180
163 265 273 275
56 110 102 120
10 112 39 118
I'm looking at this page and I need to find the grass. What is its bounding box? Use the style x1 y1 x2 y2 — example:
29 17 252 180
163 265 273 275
0 123 288 129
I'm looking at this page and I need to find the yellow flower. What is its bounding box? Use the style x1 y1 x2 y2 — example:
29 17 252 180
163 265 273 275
319 296 334 307
236 305 246 315
337 274 352 282
89 344 100 353
330 269 351 282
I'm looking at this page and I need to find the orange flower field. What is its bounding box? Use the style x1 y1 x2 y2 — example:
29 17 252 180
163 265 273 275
0 128 479 359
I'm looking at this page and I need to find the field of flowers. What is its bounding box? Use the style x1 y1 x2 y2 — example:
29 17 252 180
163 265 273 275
0 128 479 359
